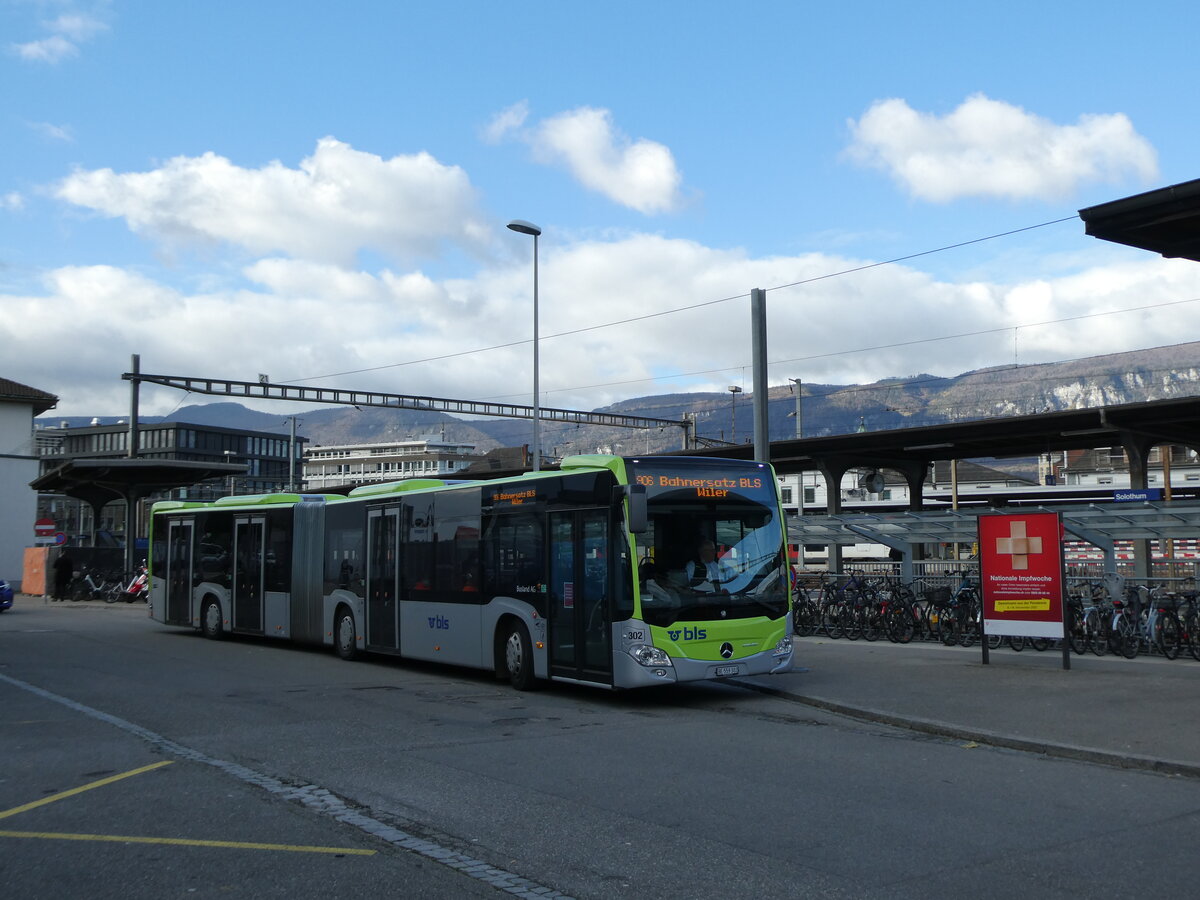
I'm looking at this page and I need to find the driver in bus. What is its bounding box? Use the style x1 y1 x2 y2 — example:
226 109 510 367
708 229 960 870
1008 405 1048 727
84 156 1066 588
686 539 734 593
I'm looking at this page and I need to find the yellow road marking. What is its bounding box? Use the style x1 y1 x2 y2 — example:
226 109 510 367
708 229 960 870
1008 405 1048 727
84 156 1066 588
0 761 174 821
0 758 374 856
0 830 375 855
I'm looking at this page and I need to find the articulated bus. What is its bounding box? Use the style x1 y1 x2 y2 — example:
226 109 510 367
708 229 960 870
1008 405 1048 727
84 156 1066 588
148 454 794 690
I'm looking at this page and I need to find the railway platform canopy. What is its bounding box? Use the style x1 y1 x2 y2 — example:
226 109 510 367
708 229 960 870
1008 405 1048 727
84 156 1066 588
683 396 1200 580
787 500 1200 583
1079 177 1200 262
685 396 1200 511
31 458 247 573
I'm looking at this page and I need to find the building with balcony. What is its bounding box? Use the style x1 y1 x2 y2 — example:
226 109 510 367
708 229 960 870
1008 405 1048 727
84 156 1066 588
303 438 485 492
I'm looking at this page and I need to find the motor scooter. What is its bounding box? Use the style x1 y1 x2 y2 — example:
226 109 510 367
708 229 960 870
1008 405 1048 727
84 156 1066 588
118 563 148 603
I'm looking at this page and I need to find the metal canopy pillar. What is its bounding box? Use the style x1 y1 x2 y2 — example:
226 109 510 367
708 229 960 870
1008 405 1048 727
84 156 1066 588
816 459 851 573
1122 431 1156 581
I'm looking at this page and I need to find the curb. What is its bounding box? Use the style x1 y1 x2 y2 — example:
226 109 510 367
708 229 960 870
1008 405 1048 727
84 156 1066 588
733 679 1200 780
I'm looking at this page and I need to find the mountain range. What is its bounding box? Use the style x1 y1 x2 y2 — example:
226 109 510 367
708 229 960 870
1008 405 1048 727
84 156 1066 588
40 342 1200 466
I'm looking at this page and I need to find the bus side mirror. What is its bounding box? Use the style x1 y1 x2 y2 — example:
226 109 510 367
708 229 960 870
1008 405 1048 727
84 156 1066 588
618 485 648 534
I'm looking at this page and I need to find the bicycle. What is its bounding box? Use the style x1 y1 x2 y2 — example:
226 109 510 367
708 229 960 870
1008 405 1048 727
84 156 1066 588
69 567 122 603
936 573 980 647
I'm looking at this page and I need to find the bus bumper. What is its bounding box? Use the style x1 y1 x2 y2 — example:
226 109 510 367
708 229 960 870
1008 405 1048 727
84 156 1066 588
614 642 794 687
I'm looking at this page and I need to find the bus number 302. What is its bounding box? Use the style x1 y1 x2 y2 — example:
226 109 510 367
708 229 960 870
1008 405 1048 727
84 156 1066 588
625 630 645 641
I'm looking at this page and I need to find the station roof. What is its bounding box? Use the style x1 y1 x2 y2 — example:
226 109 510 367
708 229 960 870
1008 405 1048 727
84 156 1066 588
31 458 247 507
682 395 1200 476
1079 178 1200 261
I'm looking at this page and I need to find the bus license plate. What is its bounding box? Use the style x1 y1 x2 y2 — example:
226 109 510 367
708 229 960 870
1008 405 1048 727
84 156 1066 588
714 665 739 677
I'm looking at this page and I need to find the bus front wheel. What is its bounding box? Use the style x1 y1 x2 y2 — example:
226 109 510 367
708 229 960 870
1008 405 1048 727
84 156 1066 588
503 623 537 691
335 607 359 661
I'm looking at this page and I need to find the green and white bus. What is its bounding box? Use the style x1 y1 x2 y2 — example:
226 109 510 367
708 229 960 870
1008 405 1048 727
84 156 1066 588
148 454 794 690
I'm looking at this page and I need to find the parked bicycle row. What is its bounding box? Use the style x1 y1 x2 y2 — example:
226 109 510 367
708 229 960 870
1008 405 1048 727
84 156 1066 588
791 571 1200 661
57 564 149 604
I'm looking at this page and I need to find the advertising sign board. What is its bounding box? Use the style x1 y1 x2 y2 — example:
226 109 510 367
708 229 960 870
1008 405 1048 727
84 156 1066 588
978 511 1066 641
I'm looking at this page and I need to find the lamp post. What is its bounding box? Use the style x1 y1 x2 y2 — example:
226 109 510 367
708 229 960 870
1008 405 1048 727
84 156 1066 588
728 385 743 441
222 450 236 496
507 219 542 471
787 377 803 438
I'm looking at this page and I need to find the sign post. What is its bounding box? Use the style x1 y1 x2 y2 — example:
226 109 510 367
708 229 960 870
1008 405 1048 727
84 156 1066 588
978 511 1070 670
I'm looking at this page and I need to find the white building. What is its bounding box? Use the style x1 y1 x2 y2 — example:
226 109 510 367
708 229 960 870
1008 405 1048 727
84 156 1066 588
1 378 58 589
304 438 485 491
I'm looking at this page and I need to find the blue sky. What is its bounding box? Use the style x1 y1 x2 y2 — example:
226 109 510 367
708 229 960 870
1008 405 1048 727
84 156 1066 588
3 0 1199 425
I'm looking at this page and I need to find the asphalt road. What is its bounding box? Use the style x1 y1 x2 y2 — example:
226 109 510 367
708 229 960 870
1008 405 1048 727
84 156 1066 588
2 599 1198 898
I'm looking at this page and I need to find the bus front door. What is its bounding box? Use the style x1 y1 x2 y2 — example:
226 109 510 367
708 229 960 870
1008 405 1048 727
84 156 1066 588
548 509 613 685
166 520 193 625
232 517 265 633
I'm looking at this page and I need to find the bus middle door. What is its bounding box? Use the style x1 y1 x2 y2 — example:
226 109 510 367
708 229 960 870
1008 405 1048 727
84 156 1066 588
232 516 265 633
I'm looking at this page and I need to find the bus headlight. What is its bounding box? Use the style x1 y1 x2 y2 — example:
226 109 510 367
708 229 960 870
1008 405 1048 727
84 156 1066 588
629 644 673 667
773 636 793 657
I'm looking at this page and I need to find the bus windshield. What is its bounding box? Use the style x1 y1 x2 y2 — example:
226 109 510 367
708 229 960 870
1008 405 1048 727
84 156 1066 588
626 458 788 626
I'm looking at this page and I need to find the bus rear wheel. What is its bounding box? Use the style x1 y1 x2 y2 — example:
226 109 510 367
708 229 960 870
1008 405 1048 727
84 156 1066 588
201 598 223 640
335 607 359 661
503 623 537 691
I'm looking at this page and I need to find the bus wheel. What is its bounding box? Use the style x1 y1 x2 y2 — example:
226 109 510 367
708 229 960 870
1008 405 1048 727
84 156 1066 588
504 623 537 691
335 607 359 661
201 598 223 640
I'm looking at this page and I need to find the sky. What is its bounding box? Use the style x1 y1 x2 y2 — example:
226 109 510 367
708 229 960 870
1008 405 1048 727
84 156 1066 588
4 0 1200 440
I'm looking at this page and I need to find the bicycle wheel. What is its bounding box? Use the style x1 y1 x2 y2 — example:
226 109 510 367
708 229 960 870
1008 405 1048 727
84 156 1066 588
887 606 917 644
861 606 883 642
1117 612 1139 659
1067 609 1087 655
1187 612 1200 661
958 612 979 648
821 601 843 639
1154 611 1182 661
839 603 860 641
1086 610 1108 656
939 610 960 646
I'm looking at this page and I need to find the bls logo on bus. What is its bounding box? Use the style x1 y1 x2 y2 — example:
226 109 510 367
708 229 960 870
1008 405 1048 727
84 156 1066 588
428 615 450 630
667 626 707 641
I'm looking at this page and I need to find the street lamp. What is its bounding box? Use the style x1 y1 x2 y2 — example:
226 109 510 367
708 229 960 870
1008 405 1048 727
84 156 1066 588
787 377 803 438
508 219 542 471
222 450 236 496
728 385 743 441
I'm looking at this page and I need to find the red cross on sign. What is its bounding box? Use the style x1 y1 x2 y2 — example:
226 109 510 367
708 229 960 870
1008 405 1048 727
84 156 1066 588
994 521 1042 570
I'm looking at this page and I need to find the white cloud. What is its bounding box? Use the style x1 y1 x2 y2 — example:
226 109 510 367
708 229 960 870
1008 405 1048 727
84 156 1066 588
48 13 108 42
14 34 77 63
488 104 685 214
846 94 1159 202
482 101 529 144
11 11 107 64
30 121 74 142
55 138 493 266
6 236 1200 420
1 192 24 211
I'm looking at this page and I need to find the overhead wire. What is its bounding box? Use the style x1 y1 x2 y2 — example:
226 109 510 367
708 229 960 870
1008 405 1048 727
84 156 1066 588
286 215 1079 385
